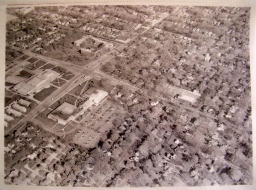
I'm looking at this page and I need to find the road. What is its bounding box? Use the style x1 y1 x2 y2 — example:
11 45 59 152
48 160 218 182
5 16 184 135
6 58 30 77
12 47 83 75
94 70 139 92
5 73 88 134
8 11 212 136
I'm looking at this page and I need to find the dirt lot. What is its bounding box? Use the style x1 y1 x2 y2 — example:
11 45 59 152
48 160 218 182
26 60 47 70
17 70 33 78
52 66 67 74
33 86 57 101
17 54 29 61
27 57 38 63
41 63 55 70
5 90 19 107
5 97 12 107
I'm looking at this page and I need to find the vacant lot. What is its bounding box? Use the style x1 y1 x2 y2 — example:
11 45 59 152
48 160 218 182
41 63 55 70
17 54 29 61
27 57 38 63
26 60 47 70
17 70 33 78
5 90 19 107
52 66 67 74
33 86 57 101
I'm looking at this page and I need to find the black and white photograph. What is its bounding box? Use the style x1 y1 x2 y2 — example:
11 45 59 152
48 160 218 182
2 1 255 188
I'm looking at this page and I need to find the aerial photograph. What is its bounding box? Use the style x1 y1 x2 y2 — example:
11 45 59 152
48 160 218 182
4 5 252 186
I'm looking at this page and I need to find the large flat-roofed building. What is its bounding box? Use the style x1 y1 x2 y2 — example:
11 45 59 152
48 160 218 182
18 99 31 107
72 89 108 119
6 108 22 117
12 103 27 113
48 89 108 125
13 69 60 96
48 102 76 125
5 114 14 122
